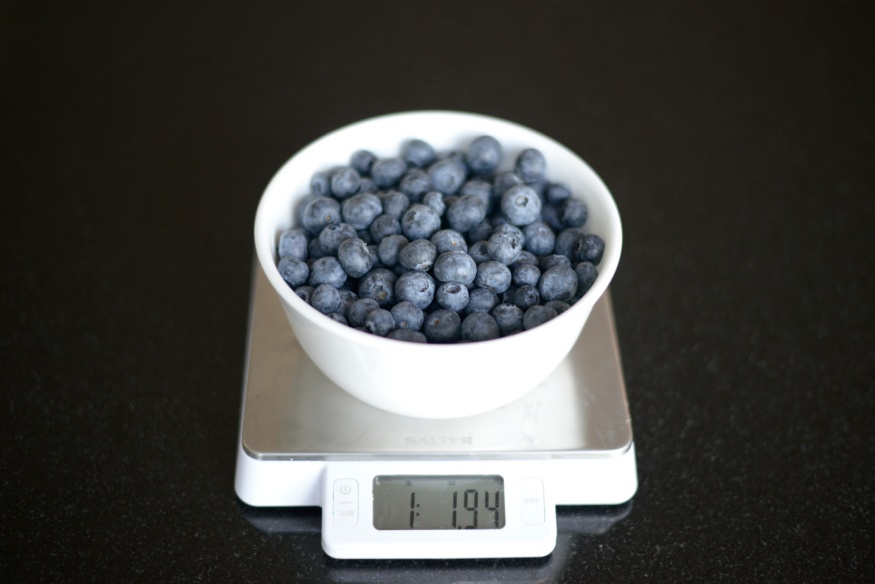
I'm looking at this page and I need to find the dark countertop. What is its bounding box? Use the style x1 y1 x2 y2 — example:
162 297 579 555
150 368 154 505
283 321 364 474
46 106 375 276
2 3 873 582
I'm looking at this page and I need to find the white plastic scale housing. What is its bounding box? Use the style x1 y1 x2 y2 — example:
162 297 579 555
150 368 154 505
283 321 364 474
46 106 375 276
235 265 637 560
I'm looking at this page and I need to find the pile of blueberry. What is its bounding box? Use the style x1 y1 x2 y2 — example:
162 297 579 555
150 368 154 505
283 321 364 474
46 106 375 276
275 136 604 343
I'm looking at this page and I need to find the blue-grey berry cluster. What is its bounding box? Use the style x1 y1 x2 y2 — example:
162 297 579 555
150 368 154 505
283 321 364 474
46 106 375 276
276 136 604 343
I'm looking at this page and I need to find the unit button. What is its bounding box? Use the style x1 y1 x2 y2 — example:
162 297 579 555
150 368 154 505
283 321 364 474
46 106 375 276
333 479 359 526
519 478 545 525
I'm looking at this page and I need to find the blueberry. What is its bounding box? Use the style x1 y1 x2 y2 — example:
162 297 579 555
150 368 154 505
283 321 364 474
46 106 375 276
348 297 380 328
364 308 395 336
467 221 493 243
540 203 565 231
573 233 605 265
294 285 314 304
422 191 446 216
337 237 373 278
447 194 487 233
387 329 427 343
523 305 558 330
428 158 466 195
492 222 524 243
325 312 348 326
545 299 571 315
522 222 556 255
465 135 502 177
461 312 500 342
337 289 358 317
515 148 546 184
330 166 361 199
512 250 539 268
487 230 523 265
465 287 499 314
310 283 342 314
277 256 310 288
431 229 468 254
574 261 599 295
395 270 436 310
436 281 470 311
513 284 541 309
459 179 493 211
512 263 541 287
545 182 572 205
493 171 523 197
309 256 347 288
538 264 578 302
475 260 512 293
278 228 309 261
398 239 437 272
423 309 462 343
310 171 332 197
367 244 384 269
501 284 518 305
378 190 411 220
554 227 586 258
401 204 442 240
501 184 542 226
560 198 588 227
401 139 437 168
399 168 432 201
491 303 525 336
376 234 409 268
358 268 398 307
318 222 357 255
468 240 492 264
341 192 382 230
350 149 376 175
368 214 401 242
538 254 572 271
358 177 378 194
307 237 327 260
433 250 477 284
391 301 424 330
371 157 407 188
301 196 341 235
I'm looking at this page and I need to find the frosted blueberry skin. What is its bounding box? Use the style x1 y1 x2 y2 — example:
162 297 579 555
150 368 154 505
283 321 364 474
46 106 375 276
545 182 572 205
377 234 409 268
278 228 309 261
467 240 492 264
538 264 578 302
523 304 559 330
523 222 556 256
467 221 494 243
378 190 411 220
330 166 361 199
341 192 383 230
512 263 541 288
491 303 525 336
515 148 547 184
358 268 398 307
311 283 342 314
391 301 424 331
436 281 469 312
401 139 437 168
387 328 427 343
278 256 310 288
369 214 402 242
461 312 501 342
401 204 442 240
310 171 332 197
398 239 438 272
347 297 380 328
512 250 539 268
399 168 431 201
428 158 466 195
465 135 502 177
459 178 493 213
538 254 572 272
350 149 377 176
545 300 571 315
337 237 373 278
336 289 358 317
422 191 446 216
554 227 585 258
573 234 605 265
294 285 314 304
325 312 348 326
493 171 523 197
433 250 477 284
447 194 487 233
560 198 588 228
423 309 462 343
395 270 436 310
465 287 499 315
475 261 512 294
364 308 395 337
487 231 523 265
574 261 599 296
513 284 541 310
318 222 357 255
501 184 542 226
371 157 407 188
431 229 468 255
301 196 341 235
309 256 347 288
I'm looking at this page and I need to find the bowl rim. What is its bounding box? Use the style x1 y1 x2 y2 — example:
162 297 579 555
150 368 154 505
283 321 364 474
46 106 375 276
254 109 622 352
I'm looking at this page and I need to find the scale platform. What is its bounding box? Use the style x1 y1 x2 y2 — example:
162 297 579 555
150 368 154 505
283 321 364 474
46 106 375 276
235 264 637 559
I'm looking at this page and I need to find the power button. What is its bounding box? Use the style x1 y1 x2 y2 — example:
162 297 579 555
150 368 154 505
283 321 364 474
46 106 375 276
333 479 359 526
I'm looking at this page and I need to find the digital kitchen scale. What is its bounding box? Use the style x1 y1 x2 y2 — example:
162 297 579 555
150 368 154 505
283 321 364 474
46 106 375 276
235 264 637 560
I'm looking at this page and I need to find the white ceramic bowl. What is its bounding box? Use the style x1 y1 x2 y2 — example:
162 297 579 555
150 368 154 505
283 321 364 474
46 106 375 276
254 111 622 418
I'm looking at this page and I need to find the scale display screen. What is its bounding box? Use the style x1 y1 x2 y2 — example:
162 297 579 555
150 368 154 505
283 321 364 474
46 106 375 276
373 475 506 530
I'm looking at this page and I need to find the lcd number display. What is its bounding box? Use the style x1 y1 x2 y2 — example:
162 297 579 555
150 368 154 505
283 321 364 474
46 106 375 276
373 475 506 530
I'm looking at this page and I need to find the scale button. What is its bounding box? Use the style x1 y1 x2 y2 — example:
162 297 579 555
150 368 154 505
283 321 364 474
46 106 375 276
333 479 359 527
519 478 545 525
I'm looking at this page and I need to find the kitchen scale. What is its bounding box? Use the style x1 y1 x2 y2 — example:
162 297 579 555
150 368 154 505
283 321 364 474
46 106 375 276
235 264 637 560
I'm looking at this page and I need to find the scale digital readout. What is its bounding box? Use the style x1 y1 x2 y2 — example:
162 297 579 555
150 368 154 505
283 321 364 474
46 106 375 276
235 265 637 560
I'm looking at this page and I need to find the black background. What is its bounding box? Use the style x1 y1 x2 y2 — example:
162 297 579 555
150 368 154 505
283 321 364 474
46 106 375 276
2 2 873 582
